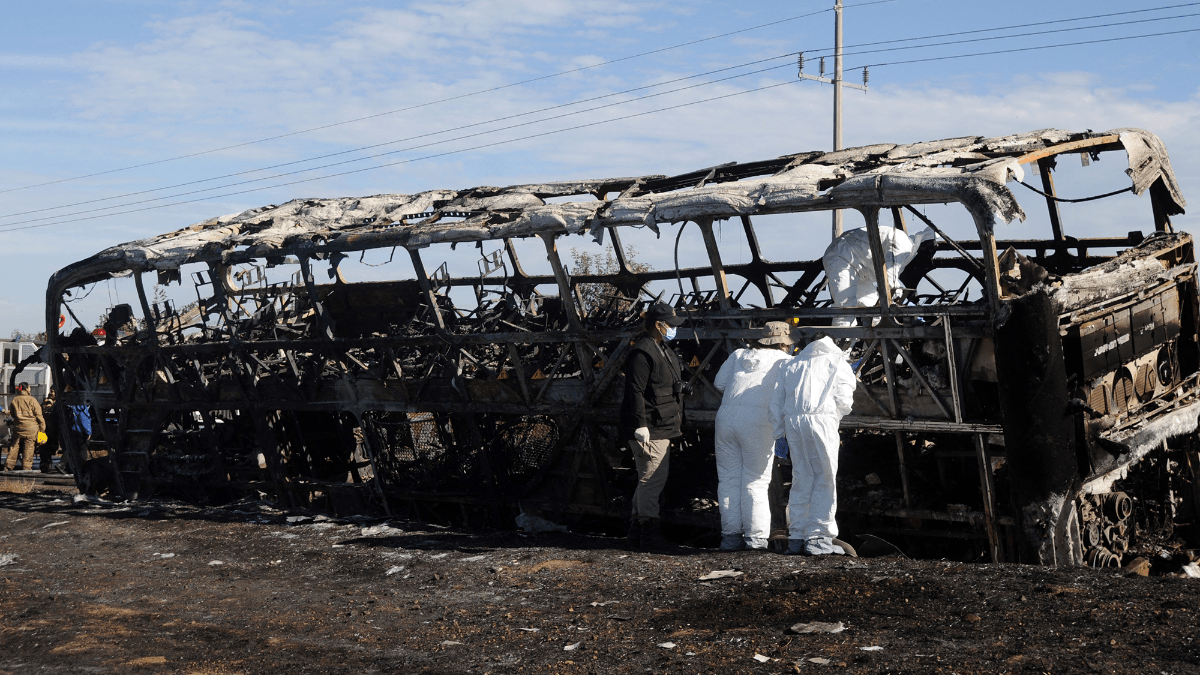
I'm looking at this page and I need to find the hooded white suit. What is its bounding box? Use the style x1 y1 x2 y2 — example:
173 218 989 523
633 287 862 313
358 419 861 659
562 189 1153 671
713 347 792 548
769 337 857 550
822 225 935 327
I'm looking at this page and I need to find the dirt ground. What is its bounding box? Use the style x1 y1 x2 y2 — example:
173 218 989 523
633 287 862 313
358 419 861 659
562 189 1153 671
0 488 1198 675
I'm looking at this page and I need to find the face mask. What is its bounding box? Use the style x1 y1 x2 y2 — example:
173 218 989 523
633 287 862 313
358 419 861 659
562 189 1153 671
663 325 678 341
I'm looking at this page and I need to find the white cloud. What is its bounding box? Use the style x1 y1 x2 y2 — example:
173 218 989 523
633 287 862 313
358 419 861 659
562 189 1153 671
0 1 1197 334
66 1 660 135
0 54 75 69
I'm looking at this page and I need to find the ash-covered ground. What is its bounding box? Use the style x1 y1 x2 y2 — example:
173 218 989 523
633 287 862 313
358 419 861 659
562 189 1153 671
0 489 1198 674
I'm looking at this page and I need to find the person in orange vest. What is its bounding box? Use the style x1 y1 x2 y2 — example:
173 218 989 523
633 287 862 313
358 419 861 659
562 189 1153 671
3 384 45 471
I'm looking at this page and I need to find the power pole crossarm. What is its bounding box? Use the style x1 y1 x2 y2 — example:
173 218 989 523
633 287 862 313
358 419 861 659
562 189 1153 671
798 52 867 91
795 1 872 239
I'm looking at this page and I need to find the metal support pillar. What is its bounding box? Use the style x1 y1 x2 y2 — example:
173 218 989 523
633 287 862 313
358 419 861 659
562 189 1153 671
299 256 336 340
539 232 596 384
739 214 775 307
976 229 1005 306
1036 158 1066 243
697 219 732 310
973 433 1003 562
862 207 893 319
406 248 447 331
356 417 394 517
1151 180 1176 233
539 233 585 329
133 271 157 335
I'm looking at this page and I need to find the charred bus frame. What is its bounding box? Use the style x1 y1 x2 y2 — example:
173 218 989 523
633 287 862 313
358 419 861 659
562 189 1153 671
46 128 1198 565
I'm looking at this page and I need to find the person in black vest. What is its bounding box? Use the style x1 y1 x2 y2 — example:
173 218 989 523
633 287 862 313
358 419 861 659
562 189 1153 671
620 302 686 549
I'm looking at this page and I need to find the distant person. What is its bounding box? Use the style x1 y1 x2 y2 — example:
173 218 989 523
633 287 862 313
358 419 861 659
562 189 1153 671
3 384 45 471
63 399 92 473
37 388 64 474
620 302 686 550
769 336 856 555
712 321 794 551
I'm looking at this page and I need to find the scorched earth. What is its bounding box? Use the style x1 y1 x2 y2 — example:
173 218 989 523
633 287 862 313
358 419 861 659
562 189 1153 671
0 489 1197 674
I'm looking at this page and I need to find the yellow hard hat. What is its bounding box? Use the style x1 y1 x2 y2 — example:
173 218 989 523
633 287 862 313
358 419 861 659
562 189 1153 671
37 431 47 445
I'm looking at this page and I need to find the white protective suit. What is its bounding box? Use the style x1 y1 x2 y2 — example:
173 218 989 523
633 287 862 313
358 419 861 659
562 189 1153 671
713 347 793 548
768 337 857 551
822 225 935 327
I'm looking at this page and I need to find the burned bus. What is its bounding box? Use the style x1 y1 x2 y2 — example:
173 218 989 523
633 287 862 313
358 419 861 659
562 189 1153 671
46 128 1197 566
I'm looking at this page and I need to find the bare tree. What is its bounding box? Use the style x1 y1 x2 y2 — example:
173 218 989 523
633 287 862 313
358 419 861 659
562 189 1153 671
569 245 650 317
10 329 47 342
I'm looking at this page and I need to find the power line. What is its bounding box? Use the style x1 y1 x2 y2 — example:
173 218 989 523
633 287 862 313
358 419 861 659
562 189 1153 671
8 24 1199 234
853 26 1200 69
0 52 800 220
0 3 862 196
13 3 1186 221
5 21 1197 235
811 9 1200 63
5 4 1189 235
0 80 804 234
0 62 798 229
806 2 1200 56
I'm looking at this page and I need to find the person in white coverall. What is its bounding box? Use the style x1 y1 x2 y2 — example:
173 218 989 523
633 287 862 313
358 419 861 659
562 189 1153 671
712 321 795 551
769 336 857 555
823 225 935 327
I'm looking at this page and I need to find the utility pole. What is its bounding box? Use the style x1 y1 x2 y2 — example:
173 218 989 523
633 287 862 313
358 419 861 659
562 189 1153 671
798 0 868 239
833 0 844 238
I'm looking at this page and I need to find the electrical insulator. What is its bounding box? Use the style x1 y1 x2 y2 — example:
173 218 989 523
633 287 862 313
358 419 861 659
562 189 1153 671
797 52 805 73
819 57 826 77
863 66 870 86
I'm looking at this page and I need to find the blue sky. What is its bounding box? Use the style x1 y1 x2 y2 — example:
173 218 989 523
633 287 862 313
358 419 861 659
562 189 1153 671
1 0 1198 334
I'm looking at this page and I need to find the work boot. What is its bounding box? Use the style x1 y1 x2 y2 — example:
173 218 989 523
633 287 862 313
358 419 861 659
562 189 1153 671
768 530 790 554
40 465 52 474
639 518 673 551
804 536 845 556
625 517 642 550
744 536 769 551
785 538 806 555
718 533 746 552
